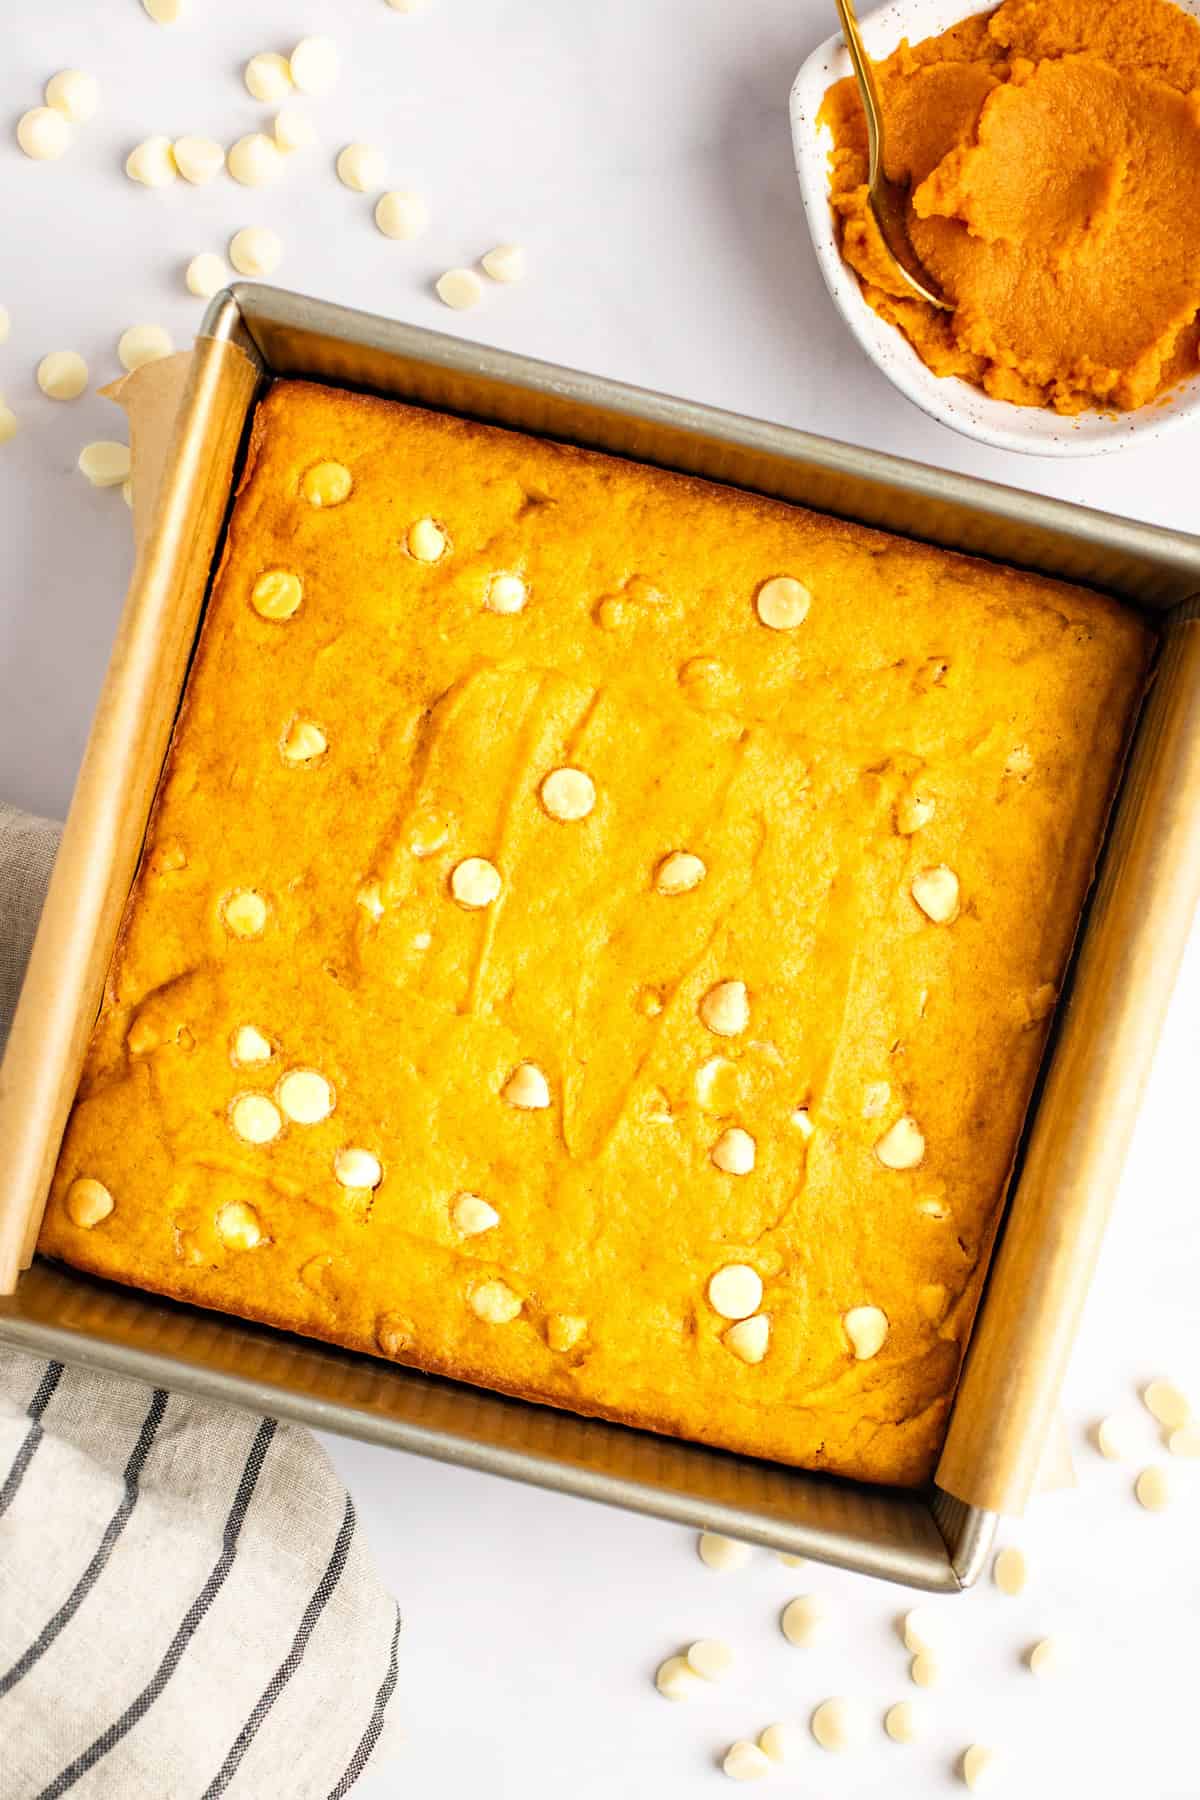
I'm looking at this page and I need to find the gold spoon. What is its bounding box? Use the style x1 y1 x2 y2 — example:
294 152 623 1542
833 0 951 310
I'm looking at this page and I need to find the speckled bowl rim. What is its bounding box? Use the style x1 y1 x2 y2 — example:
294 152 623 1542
790 0 1200 458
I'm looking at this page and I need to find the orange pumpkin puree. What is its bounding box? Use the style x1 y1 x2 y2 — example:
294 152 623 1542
820 0 1200 413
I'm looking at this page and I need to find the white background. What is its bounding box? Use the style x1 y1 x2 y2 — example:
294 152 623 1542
2 3 1197 1795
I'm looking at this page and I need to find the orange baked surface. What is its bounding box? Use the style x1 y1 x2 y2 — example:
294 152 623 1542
41 381 1151 1487
821 0 1200 413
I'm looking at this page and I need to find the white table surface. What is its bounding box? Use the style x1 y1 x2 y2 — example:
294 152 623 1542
3 3 1197 1795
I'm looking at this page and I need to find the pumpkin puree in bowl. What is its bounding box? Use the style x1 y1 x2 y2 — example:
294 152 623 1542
820 0 1200 414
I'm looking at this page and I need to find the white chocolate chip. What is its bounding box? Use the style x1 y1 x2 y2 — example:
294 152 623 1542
909 1653 939 1688
722 1742 770 1783
1005 744 1034 778
1028 1637 1062 1677
961 1745 996 1792
1135 1465 1171 1511
469 1279 522 1324
862 1080 891 1119
755 576 811 630
791 1106 815 1138
695 1057 738 1113
222 889 267 937
122 477 134 508
776 1552 806 1568
216 1201 264 1250
540 767 595 822
66 1177 114 1229
274 106 317 153
501 1061 551 1110
1169 1423 1200 1457
251 569 302 619
229 1092 283 1144
186 252 229 299
358 884 385 922
1095 1415 1133 1460
811 1698 859 1752
37 352 88 402
0 305 8 343
993 1546 1027 1596
387 0 430 8
277 1069 334 1125
245 52 294 102
700 980 749 1038
125 136 176 187
902 1608 940 1655
302 460 352 507
289 35 340 95
142 0 184 19
229 227 283 278
408 808 451 858
655 1655 702 1701
656 851 706 896
337 142 386 192
451 856 501 909
724 1315 769 1364
375 189 429 238
480 243 526 283
118 324 173 372
0 407 13 446
452 1192 500 1235
172 136 225 184
875 1115 925 1170
686 1638 733 1681
885 1701 919 1744
407 516 448 562
227 134 284 188
758 1723 802 1764
895 791 935 835
485 573 527 617
78 441 131 488
781 1594 825 1647
844 1305 888 1360
281 718 327 763
18 108 72 160
711 1127 756 1176
435 268 484 311
1143 1379 1192 1429
912 865 960 924
334 1147 382 1190
546 1313 587 1352
231 1025 272 1066
707 1264 762 1321
45 70 99 124
917 1192 948 1218
697 1531 751 1572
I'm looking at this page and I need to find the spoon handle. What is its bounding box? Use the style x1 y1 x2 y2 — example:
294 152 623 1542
834 0 884 187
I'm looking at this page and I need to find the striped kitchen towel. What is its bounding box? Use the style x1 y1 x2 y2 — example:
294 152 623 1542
0 804 403 1797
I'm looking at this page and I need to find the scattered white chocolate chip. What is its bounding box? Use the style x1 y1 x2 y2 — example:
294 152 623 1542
1005 744 1034 778
142 0 184 19
811 1698 859 1752
251 568 302 619
895 791 935 835
755 576 811 630
274 105 317 153
216 1201 264 1250
172 136 225 185
301 460 352 507
231 1025 272 1066
0 406 15 445
655 1655 702 1702
289 35 340 95
245 52 294 102
758 1723 802 1764
791 1106 815 1138
501 1061 551 1110
452 1192 500 1235
910 1653 939 1688
711 1127 756 1176
546 1313 586 1352
478 571 528 616
229 226 283 278
697 1532 751 1572
686 1639 733 1682
334 1147 383 1190
1094 1416 1132 1460
724 1315 770 1364
781 1595 825 1647
387 0 430 9
227 133 284 188
37 352 88 402
844 1305 888 1360
918 1282 948 1321
118 324 173 372
695 1057 738 1113
0 305 8 343
435 268 484 311
451 856 501 910
707 1264 762 1321
469 1279 523 1324
281 718 327 763
1169 1423 1200 1457
540 767 596 822
993 1546 1027 1596
358 884 385 922
45 70 99 124
375 1312 412 1356
407 516 448 562
221 889 267 938
1143 1379 1192 1429
66 1177 114 1229
875 1114 925 1170
700 980 749 1038
337 142 386 192
655 851 706 896
911 865 960 924
408 808 451 857
373 188 429 239
961 1745 996 1792
277 1069 334 1125
122 477 134 508
229 1092 283 1145
776 1552 806 1568
885 1701 919 1744
17 108 72 160
722 1742 770 1783
78 441 131 488
862 1080 891 1119
902 1608 940 1655
917 1192 948 1219
186 252 229 299
481 243 526 283
1135 1465 1171 1511
1028 1637 1062 1677
125 136 177 187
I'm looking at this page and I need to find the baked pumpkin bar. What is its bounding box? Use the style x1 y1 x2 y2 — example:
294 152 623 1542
41 381 1152 1487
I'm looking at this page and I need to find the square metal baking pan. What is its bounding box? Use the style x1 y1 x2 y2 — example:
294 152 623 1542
4 284 1200 1592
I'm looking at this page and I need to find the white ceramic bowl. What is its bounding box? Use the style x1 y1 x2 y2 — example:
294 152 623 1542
790 0 1200 456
